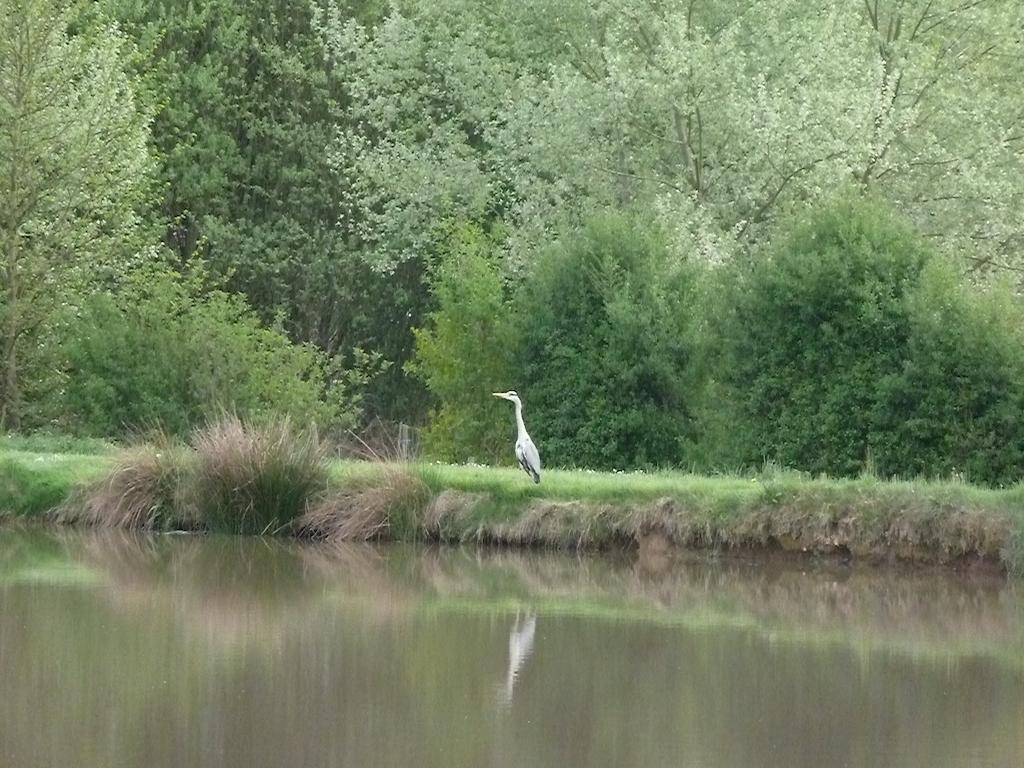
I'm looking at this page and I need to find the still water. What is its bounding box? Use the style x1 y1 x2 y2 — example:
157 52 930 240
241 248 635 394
0 528 1021 768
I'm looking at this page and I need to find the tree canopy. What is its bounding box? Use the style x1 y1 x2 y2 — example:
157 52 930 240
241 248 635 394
3 0 1024 482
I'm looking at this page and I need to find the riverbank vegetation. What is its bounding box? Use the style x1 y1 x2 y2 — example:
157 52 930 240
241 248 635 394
3 2 1024 502
2 420 1022 573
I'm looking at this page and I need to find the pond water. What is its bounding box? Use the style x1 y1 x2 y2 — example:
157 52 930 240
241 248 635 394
0 528 1021 768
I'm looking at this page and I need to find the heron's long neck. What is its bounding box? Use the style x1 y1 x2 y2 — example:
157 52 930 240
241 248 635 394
514 400 528 441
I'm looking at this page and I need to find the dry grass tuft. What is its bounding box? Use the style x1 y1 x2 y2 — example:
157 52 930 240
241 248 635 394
58 442 193 530
1005 523 1024 577
421 490 484 538
297 465 430 542
460 499 618 548
191 415 328 535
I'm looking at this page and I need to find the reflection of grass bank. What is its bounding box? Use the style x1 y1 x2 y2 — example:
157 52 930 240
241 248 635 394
400 576 1024 676
6 528 1023 676
4 528 1020 768
409 595 1024 676
1 424 1024 572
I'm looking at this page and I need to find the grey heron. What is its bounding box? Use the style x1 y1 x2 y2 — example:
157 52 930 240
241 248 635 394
492 390 541 483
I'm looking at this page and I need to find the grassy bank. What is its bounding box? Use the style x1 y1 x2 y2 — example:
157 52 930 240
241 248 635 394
345 461 1024 573
1 426 1023 573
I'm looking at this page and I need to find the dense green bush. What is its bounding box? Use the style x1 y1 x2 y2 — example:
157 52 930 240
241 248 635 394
718 196 1024 484
719 197 931 475
872 261 1024 485
417 199 1024 483
413 215 697 469
514 214 696 469
56 266 350 437
410 224 516 462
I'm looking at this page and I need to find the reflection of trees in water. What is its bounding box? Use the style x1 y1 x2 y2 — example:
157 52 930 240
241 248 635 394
417 548 1023 657
1 529 1023 768
14 529 1024 662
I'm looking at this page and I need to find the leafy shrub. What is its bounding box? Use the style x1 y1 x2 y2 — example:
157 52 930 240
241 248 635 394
414 215 697 469
513 213 696 469
718 196 931 476
410 224 517 462
718 195 1024 484
872 261 1024 485
57 265 351 437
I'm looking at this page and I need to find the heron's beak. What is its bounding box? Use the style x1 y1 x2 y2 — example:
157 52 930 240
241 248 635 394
492 392 506 399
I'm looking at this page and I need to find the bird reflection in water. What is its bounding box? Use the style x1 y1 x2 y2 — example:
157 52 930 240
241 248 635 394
500 609 537 706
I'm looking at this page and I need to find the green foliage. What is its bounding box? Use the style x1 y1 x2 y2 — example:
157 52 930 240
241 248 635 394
873 263 1024 485
720 196 931 475
413 214 697 469
322 0 1024 272
4 0 1024 486
719 196 1024 485
514 214 695 469
56 266 350 437
105 0 426 423
410 224 515 462
0 0 152 430
321 0 1024 424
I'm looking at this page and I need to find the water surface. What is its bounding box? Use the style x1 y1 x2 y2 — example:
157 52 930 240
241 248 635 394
0 528 1021 767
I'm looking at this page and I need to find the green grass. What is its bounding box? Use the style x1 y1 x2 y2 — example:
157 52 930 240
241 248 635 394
2 434 1024 573
0 450 111 517
329 459 1024 572
418 462 755 500
0 433 115 456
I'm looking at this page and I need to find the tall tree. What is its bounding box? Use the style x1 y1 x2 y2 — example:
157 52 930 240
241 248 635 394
0 0 150 429
855 0 1024 274
323 0 1023 271
107 0 424 420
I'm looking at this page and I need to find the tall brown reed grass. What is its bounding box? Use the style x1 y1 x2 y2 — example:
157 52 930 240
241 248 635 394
191 415 328 535
58 441 194 529
297 464 430 542
64 417 331 534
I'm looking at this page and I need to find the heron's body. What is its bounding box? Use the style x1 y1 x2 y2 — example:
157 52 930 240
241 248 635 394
515 435 541 483
494 390 541 483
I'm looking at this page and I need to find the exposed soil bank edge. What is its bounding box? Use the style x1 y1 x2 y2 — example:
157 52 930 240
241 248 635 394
2 449 1023 574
